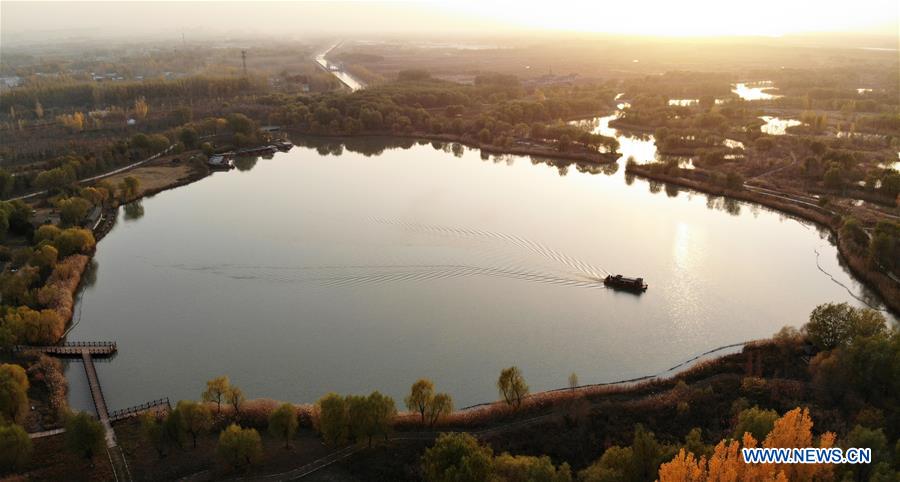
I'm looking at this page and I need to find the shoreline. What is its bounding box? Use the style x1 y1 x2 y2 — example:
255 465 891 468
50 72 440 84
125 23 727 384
286 129 621 165
40 137 896 421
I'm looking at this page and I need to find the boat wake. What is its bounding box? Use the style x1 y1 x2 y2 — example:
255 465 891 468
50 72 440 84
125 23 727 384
370 218 609 280
156 220 608 290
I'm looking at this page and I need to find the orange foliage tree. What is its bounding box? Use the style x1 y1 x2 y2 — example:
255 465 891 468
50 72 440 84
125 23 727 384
658 408 835 482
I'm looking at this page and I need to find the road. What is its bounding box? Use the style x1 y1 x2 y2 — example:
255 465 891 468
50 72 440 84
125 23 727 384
9 144 175 202
314 42 366 92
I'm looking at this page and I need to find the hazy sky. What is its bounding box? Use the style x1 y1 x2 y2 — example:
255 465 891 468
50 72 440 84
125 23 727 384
2 0 898 43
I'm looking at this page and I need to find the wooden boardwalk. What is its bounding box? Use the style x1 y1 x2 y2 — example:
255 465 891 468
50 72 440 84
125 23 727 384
14 341 133 481
13 341 117 357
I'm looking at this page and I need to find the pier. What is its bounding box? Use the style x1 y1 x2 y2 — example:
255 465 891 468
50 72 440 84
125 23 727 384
13 341 168 482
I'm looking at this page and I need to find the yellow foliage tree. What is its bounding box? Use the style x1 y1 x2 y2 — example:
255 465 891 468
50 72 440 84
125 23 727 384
133 97 149 120
658 408 834 482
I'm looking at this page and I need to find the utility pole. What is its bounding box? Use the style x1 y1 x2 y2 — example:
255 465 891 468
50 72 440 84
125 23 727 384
241 50 248 77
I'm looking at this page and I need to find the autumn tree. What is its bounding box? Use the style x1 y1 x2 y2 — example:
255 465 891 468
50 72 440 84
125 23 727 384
164 406 186 449
58 197 92 226
51 228 95 256
176 400 213 448
0 364 29 424
426 393 453 428
202 376 230 413
227 386 245 415
133 97 149 120
216 424 262 471
139 412 167 458
316 392 347 446
119 176 140 200
568 372 579 390
498 366 529 409
422 432 494 482
268 403 298 448
493 452 572 482
65 411 105 464
658 408 836 482
0 423 32 471
405 379 434 424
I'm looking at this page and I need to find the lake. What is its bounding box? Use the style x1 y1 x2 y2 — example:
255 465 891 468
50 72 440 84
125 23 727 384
66 137 891 413
733 82 782 101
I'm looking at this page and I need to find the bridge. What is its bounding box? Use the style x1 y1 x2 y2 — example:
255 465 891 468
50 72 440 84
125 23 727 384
14 341 168 481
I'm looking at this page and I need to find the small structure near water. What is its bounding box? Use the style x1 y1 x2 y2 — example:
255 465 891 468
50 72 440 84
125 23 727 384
207 153 234 170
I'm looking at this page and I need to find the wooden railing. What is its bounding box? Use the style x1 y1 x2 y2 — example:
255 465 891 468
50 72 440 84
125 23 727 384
109 398 171 422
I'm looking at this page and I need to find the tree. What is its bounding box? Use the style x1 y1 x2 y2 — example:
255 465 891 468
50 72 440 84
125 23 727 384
0 423 32 471
58 197 92 226
176 400 212 448
268 403 298 448
405 379 434 425
226 113 255 136
733 406 778 442
498 366 529 409
824 165 843 190
34 167 75 191
227 386 244 415
366 391 396 446
139 412 167 458
133 97 149 120
202 376 230 412
426 393 453 428
119 176 140 200
163 406 185 449
659 408 836 482
844 425 888 481
422 432 494 482
630 424 666 482
0 364 29 424
316 392 347 446
344 391 395 448
178 127 200 149
568 372 579 390
805 302 887 350
146 135 170 154
65 411 105 463
216 424 262 471
52 228 96 257
494 452 572 482
579 445 633 482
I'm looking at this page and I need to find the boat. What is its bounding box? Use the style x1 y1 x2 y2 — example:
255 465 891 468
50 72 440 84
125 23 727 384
272 140 293 151
207 154 234 170
603 274 648 293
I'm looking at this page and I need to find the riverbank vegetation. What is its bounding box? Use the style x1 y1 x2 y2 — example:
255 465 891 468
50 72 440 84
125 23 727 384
266 71 620 159
1 32 898 481
7 302 894 480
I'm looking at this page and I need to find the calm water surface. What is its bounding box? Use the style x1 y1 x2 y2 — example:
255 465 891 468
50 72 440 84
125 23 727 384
733 82 782 101
66 137 890 412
